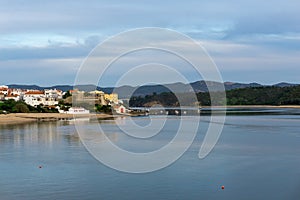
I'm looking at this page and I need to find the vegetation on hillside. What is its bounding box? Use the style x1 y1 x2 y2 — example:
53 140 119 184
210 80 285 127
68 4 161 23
0 99 58 114
95 104 112 114
130 92 178 107
129 86 300 107
225 86 300 105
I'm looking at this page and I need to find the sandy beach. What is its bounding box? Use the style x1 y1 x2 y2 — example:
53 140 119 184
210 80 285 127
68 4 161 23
0 113 114 125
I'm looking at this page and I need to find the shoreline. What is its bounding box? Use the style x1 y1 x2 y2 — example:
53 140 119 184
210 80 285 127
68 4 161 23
1 105 300 125
0 113 115 125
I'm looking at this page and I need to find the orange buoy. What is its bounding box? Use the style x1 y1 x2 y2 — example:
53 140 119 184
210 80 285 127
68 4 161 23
221 185 225 190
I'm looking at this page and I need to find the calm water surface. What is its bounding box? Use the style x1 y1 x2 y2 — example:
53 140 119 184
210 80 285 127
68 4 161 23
1 109 300 199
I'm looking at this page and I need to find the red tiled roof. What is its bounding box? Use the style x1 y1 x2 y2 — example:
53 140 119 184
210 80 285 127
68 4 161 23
25 91 44 95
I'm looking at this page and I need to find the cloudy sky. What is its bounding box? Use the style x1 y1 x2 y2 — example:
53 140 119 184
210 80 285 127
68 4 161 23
0 0 299 86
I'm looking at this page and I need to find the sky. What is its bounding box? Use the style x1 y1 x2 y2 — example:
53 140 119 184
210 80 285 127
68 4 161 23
0 0 299 86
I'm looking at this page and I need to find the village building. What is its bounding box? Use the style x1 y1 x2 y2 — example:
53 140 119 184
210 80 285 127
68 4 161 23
0 85 123 113
23 91 45 106
58 107 90 114
70 89 85 102
23 91 58 107
10 88 24 97
0 87 8 96
5 94 20 101
104 93 119 104
113 104 128 114
44 89 55 98
45 89 63 99
89 90 107 105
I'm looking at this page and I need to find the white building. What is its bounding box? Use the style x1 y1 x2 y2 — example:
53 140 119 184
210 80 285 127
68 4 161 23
5 94 20 101
42 98 59 106
0 86 62 107
23 91 45 106
114 105 129 114
10 88 24 96
58 107 90 114
44 89 63 99
23 91 58 107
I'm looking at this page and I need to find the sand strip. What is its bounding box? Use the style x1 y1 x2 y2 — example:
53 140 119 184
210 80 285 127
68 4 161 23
0 113 114 125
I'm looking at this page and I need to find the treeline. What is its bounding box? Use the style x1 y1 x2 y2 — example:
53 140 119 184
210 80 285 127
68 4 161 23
226 86 300 105
130 92 179 107
0 99 58 114
129 86 300 107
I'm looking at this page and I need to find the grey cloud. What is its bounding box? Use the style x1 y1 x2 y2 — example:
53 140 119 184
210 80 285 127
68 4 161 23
0 45 89 61
1 0 300 85
0 34 105 61
1 0 299 40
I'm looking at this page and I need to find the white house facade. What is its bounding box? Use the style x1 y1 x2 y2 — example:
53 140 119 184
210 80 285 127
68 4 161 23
5 94 20 101
23 91 58 107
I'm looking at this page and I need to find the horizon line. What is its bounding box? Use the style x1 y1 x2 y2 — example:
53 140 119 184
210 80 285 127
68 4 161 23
2 80 299 88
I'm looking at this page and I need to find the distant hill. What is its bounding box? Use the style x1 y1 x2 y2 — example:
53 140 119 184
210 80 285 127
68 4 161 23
8 84 44 90
7 81 299 99
105 81 298 98
273 82 299 87
224 82 263 90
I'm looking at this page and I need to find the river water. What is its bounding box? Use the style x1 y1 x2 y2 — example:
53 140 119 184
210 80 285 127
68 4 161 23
1 108 300 199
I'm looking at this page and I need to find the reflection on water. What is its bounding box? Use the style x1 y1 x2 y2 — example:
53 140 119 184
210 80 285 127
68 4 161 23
0 109 300 200
0 122 80 148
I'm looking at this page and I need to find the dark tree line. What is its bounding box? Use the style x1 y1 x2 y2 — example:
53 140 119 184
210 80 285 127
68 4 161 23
129 86 300 107
226 86 300 105
130 92 178 107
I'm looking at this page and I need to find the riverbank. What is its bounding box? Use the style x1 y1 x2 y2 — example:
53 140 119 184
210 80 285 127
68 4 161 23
1 105 300 125
0 113 115 125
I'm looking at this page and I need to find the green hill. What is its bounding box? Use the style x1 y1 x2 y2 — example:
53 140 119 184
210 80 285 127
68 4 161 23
129 85 300 107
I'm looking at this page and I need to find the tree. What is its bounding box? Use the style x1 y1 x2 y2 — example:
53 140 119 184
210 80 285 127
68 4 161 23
95 104 112 114
14 103 30 113
63 91 72 99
